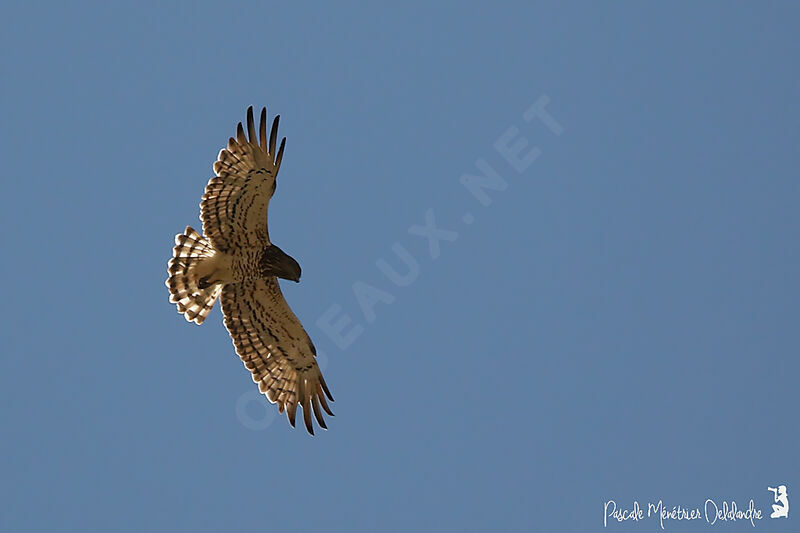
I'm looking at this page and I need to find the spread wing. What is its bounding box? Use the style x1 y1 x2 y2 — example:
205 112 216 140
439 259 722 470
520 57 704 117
221 278 334 434
200 106 286 252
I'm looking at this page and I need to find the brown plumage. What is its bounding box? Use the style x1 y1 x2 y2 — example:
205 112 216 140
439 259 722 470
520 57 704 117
166 106 333 435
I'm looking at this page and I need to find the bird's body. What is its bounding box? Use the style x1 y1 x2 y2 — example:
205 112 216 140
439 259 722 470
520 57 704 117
166 106 333 434
192 244 299 288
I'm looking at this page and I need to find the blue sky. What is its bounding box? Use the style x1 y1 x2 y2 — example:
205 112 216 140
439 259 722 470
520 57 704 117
1 3 798 532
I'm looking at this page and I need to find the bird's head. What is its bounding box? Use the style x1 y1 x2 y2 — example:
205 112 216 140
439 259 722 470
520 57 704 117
261 244 302 282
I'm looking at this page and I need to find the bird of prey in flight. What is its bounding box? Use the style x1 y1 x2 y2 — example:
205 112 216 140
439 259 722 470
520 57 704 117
166 106 333 435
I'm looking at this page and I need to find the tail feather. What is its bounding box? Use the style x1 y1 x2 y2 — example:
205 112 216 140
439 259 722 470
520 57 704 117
166 226 221 325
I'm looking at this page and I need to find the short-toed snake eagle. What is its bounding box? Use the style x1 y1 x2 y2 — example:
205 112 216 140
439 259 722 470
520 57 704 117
166 106 333 435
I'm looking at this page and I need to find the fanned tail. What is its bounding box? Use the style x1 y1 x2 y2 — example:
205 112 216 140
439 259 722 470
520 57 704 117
166 226 221 324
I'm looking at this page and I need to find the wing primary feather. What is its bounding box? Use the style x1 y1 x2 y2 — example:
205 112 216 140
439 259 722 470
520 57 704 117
269 115 279 156
316 383 334 416
275 137 286 169
302 394 314 435
311 395 327 429
236 122 247 144
287 401 297 427
318 373 334 401
259 107 267 150
246 106 257 143
298 378 315 435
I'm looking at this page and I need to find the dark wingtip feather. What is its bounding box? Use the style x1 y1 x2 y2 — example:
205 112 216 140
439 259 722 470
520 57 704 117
319 374 334 402
269 115 279 155
317 384 335 416
259 107 267 150
303 400 314 435
236 122 246 143
275 137 286 168
312 396 328 429
246 106 257 143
